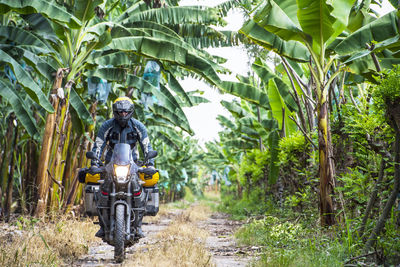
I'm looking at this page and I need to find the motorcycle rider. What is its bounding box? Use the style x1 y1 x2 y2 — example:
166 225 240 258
91 96 154 239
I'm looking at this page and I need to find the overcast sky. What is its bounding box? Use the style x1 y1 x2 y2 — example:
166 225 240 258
179 0 395 146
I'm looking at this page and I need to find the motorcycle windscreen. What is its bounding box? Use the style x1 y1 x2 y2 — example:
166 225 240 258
111 143 132 165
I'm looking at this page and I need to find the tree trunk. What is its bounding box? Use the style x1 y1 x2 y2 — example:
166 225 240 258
63 101 97 212
34 96 57 216
1 115 15 217
318 100 336 226
4 119 18 221
51 114 72 209
34 69 64 217
63 134 83 212
256 106 264 150
49 80 74 210
364 132 400 253
62 133 79 193
359 159 386 237
24 140 37 214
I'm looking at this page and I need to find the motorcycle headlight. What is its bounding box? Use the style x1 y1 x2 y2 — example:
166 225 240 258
114 164 130 183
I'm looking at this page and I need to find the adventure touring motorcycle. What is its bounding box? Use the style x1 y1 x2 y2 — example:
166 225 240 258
79 142 159 262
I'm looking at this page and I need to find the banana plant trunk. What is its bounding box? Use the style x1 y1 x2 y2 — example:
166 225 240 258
0 115 14 212
63 101 97 212
4 115 18 221
317 96 336 226
24 140 38 214
50 112 72 210
34 69 64 217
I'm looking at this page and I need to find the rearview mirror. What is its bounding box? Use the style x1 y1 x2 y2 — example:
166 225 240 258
146 150 158 161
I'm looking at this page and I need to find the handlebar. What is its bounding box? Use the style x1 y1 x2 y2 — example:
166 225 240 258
80 165 158 184
89 166 158 175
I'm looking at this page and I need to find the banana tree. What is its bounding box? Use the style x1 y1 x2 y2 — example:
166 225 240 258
217 51 306 184
204 138 244 197
219 98 283 183
240 0 360 226
240 0 400 226
155 134 204 201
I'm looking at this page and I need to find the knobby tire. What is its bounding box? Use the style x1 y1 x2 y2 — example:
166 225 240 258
114 204 125 263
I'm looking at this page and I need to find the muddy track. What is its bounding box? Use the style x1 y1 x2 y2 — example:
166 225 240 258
73 207 255 266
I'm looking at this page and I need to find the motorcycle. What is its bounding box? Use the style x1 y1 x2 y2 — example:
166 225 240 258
79 143 159 262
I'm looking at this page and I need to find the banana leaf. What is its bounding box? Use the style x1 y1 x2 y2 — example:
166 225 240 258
220 81 270 109
240 20 309 62
0 79 40 138
69 88 94 125
335 11 399 55
0 0 81 28
0 49 54 113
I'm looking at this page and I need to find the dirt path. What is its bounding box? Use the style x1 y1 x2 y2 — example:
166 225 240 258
74 204 255 266
73 213 174 266
199 213 255 267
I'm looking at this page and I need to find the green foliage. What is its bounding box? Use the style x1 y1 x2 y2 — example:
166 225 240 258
339 100 393 170
336 167 370 206
278 131 309 165
235 216 346 267
341 101 392 140
236 216 307 248
239 149 269 185
15 216 40 230
219 188 275 220
376 210 400 263
224 183 400 266
284 187 312 209
373 65 400 114
277 131 317 211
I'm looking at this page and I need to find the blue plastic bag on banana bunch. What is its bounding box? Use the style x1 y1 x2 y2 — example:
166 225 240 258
88 77 111 104
141 61 161 110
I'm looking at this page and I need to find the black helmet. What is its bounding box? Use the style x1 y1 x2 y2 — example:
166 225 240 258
113 97 134 127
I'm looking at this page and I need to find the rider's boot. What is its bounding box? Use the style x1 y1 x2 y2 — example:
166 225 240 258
96 179 110 238
95 221 105 237
135 211 145 239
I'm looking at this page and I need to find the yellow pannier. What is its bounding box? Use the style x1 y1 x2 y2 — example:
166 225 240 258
85 173 101 184
139 166 160 187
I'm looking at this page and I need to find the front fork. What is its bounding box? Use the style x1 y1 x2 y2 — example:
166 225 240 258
109 181 133 241
97 180 145 242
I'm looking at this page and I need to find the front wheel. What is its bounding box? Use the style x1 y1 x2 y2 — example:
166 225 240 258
114 204 125 263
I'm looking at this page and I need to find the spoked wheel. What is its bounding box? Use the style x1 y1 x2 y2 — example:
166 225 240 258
114 204 125 263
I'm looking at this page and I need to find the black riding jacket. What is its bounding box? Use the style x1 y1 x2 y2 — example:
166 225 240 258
92 118 154 165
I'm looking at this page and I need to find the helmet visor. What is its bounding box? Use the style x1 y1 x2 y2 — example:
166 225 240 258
114 100 133 113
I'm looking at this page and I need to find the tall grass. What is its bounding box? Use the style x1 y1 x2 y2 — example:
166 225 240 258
0 215 98 266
